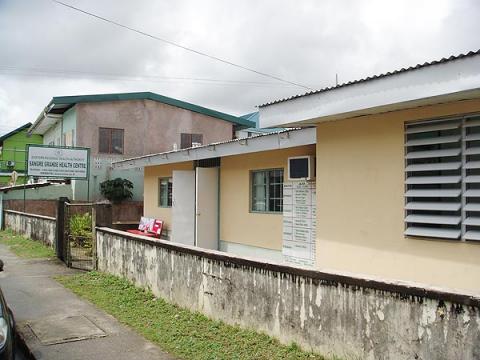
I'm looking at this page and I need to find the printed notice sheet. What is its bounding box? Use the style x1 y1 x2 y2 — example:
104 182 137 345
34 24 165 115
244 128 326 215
282 181 316 267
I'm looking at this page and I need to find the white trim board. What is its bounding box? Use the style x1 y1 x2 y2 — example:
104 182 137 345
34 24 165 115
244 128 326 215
112 128 316 170
260 54 480 128
219 240 283 263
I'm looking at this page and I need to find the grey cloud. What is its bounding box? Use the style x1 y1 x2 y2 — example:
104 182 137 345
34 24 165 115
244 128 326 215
0 0 479 132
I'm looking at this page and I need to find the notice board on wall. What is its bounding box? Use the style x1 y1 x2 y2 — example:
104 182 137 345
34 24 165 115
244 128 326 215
282 181 316 267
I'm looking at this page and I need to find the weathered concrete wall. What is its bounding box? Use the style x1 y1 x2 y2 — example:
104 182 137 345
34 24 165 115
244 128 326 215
1 183 73 201
3 199 143 222
4 210 56 248
3 200 58 218
111 201 143 223
96 228 480 360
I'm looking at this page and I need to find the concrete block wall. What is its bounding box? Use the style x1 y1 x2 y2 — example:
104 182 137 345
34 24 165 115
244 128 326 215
4 210 56 248
96 227 480 360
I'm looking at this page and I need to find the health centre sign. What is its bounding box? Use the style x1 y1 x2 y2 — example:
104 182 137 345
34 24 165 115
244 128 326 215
27 145 90 179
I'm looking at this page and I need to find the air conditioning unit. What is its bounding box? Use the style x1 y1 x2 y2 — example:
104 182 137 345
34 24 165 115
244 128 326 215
288 156 315 181
6 160 15 167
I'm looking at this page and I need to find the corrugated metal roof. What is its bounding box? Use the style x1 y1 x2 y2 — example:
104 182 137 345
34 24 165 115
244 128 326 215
114 127 303 164
0 123 32 144
46 92 255 128
259 49 480 108
240 112 259 124
239 111 286 133
113 127 315 169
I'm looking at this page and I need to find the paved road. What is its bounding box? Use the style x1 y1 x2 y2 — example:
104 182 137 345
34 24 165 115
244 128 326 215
0 244 176 360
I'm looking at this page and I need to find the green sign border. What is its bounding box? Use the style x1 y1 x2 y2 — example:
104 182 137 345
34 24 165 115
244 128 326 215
26 144 90 180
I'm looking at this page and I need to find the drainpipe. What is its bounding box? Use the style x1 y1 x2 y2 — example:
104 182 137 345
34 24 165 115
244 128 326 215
217 166 221 251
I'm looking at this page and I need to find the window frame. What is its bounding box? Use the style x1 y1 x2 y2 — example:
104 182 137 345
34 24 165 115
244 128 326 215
180 133 203 149
99 127 124 154
250 168 284 214
158 177 173 208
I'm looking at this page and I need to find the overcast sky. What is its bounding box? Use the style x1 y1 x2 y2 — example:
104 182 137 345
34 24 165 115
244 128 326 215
0 0 479 133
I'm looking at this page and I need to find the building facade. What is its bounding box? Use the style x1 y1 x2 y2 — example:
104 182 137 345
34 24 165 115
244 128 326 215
114 129 316 259
28 92 254 200
114 51 480 295
258 50 480 294
0 123 43 186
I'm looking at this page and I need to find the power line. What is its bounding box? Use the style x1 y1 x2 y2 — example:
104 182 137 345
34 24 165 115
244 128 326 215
0 65 293 86
50 0 313 90
0 65 289 85
0 65 297 88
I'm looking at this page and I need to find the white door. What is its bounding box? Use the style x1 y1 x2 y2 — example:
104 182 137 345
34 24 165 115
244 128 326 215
172 170 196 246
195 167 219 250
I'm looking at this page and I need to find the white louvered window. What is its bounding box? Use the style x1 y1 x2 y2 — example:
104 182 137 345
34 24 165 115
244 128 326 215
405 114 480 240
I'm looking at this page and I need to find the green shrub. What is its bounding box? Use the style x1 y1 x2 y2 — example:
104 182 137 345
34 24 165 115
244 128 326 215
70 213 92 248
100 178 133 203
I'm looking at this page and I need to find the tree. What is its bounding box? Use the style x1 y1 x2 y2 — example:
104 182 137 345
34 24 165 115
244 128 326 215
100 178 133 203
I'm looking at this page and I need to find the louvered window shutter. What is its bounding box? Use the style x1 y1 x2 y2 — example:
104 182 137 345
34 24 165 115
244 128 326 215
405 115 480 240
463 116 480 240
405 118 462 239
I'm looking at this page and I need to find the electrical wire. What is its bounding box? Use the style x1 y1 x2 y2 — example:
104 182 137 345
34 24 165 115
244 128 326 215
0 65 298 88
50 0 313 90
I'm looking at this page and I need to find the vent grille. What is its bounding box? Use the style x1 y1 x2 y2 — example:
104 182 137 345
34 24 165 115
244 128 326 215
405 115 480 241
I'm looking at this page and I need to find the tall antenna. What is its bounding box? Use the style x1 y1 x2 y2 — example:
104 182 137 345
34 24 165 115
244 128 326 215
335 73 339 86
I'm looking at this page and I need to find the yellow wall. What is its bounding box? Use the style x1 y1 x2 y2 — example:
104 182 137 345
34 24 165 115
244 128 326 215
220 145 316 250
143 161 193 232
316 99 480 294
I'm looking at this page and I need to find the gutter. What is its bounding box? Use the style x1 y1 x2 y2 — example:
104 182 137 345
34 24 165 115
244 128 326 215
112 127 316 170
28 102 58 135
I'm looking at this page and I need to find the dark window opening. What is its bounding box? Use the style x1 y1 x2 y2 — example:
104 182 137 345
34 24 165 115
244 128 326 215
99 128 124 154
181 133 203 149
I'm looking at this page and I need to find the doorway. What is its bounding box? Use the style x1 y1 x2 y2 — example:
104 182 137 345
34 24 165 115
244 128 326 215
171 163 219 250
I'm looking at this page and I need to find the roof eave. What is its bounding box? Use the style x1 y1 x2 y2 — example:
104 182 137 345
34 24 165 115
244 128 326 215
112 128 315 170
0 123 33 143
49 92 255 128
259 53 480 128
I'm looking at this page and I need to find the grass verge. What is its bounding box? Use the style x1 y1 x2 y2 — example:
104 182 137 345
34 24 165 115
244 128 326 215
56 271 331 360
0 230 55 258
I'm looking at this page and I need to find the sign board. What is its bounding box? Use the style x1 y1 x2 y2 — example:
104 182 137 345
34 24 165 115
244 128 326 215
27 145 89 179
282 181 316 267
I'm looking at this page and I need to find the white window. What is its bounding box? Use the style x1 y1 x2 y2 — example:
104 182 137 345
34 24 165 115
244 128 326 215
251 169 283 213
405 114 480 240
158 177 172 207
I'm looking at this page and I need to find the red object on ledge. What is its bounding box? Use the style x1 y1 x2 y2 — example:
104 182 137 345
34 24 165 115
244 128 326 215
126 229 158 238
127 217 163 238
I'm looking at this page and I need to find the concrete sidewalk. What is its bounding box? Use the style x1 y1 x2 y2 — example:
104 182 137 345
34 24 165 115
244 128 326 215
0 244 175 360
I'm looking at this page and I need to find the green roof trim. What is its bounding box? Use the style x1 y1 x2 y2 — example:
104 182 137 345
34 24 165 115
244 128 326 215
48 92 255 128
0 123 32 144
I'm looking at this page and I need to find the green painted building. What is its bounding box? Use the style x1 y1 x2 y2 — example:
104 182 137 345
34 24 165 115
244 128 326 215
0 123 43 186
